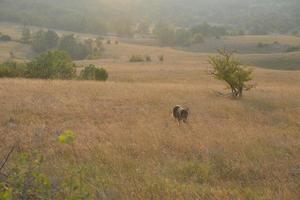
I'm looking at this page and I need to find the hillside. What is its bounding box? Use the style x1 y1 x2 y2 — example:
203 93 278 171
1 51 300 199
0 0 299 34
1 20 300 198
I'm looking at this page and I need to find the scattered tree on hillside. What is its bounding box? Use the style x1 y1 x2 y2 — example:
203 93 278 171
209 50 254 98
114 18 134 37
136 20 150 34
32 30 59 52
26 51 75 79
58 34 90 60
21 27 31 44
153 22 176 45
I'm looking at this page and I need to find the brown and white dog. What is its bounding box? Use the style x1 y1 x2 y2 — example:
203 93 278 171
172 105 189 125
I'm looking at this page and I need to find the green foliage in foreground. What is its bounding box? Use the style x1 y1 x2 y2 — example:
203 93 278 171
80 65 108 81
58 130 76 144
209 50 254 98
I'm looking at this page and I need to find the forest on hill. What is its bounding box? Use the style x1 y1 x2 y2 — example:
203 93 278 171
0 0 299 35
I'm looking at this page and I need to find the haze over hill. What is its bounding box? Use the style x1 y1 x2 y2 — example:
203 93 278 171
0 0 299 34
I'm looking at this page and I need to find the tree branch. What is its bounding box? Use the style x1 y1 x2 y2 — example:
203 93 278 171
0 146 15 172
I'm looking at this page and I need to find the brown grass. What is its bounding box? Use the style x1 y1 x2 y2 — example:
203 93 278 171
0 26 300 199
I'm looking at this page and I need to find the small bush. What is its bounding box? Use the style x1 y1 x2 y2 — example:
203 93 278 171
0 35 12 41
106 40 111 44
59 130 76 144
158 55 164 62
129 55 145 62
145 55 152 62
0 61 26 78
193 33 204 43
286 46 300 52
115 40 119 45
257 42 268 48
80 64 108 81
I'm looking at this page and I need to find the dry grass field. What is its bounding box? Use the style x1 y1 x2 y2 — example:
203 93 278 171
1 37 300 199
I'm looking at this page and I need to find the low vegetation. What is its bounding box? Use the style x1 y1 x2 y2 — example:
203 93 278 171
0 51 108 81
80 64 108 81
23 28 104 60
154 22 227 46
209 50 254 98
129 55 146 62
0 61 26 78
26 51 75 79
0 34 11 42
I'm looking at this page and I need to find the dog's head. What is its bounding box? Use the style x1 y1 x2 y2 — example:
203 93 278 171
181 108 189 123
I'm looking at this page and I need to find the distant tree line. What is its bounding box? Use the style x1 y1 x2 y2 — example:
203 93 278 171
1 0 298 37
0 51 108 81
22 28 104 60
153 22 228 46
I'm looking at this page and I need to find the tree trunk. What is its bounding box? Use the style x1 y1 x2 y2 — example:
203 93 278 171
238 87 243 98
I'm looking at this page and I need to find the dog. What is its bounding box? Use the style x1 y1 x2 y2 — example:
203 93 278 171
172 105 189 125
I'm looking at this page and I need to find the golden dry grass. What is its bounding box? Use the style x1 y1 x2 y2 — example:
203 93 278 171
224 35 300 46
1 40 300 199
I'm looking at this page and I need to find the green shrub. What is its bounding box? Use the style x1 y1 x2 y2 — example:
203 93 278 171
6 152 52 199
59 130 76 144
129 55 145 62
0 61 26 78
26 51 75 79
158 55 164 62
80 64 108 81
145 55 152 62
0 35 12 41
193 33 204 43
286 46 300 52
257 42 268 48
58 34 91 60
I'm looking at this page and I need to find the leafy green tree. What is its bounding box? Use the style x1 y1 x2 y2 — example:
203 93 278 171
21 27 31 44
209 50 254 98
31 30 59 52
114 18 134 37
80 64 108 81
26 51 75 79
0 35 11 41
174 28 192 46
58 34 90 60
153 22 175 45
136 20 150 34
0 61 26 78
192 33 204 43
44 30 59 49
